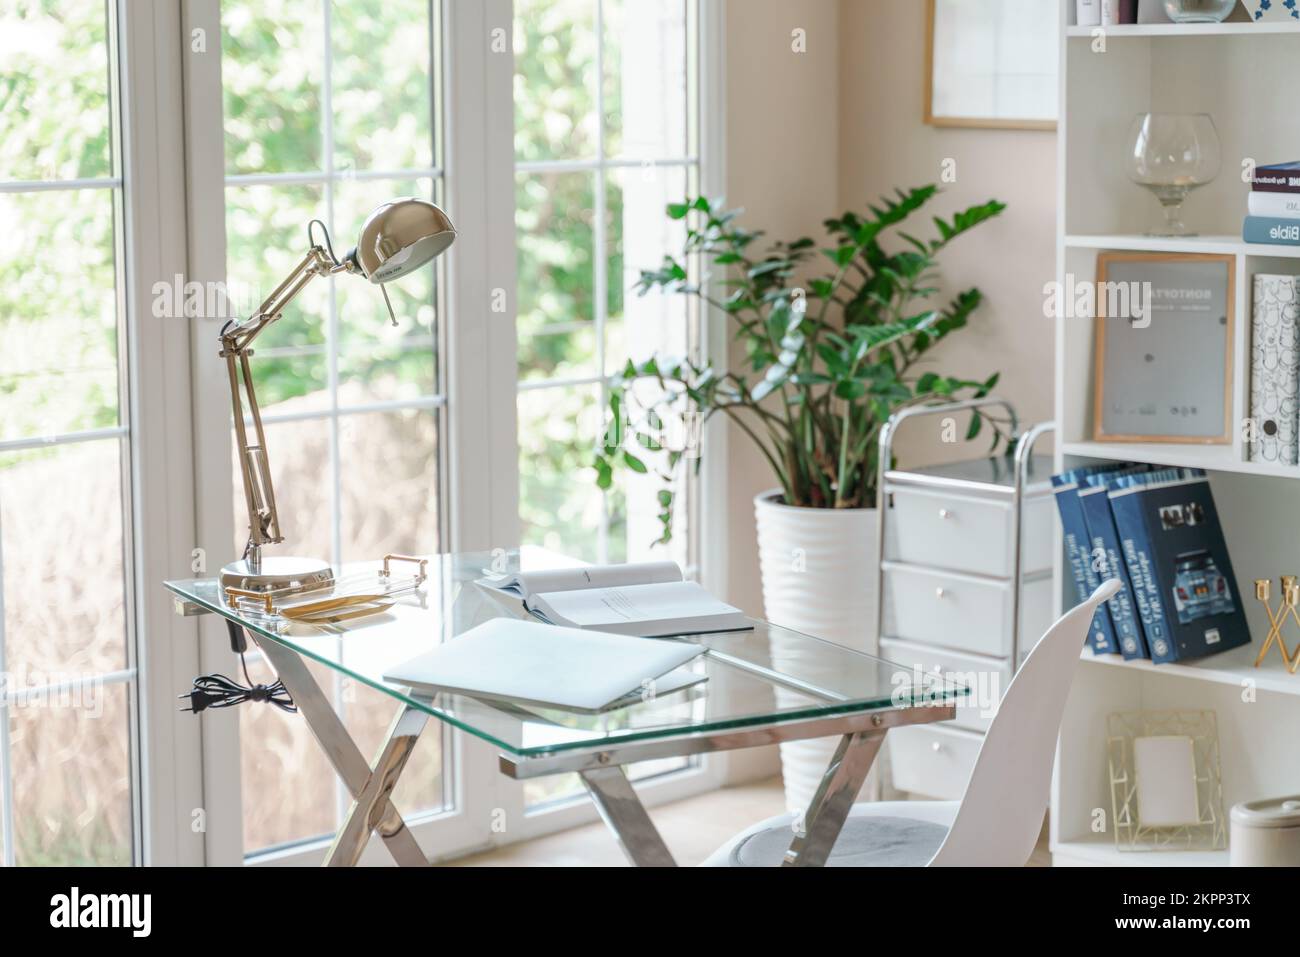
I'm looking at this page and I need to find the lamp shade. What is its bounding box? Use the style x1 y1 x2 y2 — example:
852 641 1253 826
347 197 456 283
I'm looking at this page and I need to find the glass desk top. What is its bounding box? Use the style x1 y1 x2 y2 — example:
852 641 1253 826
165 549 967 759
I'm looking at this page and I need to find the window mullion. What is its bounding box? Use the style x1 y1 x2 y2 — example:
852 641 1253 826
0 504 13 866
117 0 208 867
594 0 610 566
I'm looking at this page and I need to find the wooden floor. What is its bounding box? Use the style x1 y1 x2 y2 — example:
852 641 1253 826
449 777 1052 867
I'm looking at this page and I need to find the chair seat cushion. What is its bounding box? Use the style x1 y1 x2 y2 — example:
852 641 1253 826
730 815 949 868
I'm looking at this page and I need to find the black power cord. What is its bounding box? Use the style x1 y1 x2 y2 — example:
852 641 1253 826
179 652 297 716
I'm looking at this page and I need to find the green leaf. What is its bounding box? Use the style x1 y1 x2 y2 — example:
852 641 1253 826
657 489 673 507
667 202 690 220
835 379 868 400
623 451 649 474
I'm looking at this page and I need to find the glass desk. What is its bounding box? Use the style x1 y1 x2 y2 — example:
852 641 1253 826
166 550 966 867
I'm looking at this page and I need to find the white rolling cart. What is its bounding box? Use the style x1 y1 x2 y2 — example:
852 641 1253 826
874 398 1056 799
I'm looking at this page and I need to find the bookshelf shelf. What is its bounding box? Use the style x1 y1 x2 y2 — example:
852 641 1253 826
1051 835 1229 867
1062 440 1300 480
1065 23 1300 39
1081 643 1300 699
1064 233 1300 259
1052 0 1300 869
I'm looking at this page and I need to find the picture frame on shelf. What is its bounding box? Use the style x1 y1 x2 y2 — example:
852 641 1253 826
1107 709 1227 852
924 0 1058 130
1093 252 1235 445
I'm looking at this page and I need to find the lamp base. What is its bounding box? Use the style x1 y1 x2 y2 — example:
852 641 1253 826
219 556 334 594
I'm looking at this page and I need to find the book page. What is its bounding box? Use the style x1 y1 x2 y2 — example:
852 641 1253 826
536 580 738 629
505 561 681 601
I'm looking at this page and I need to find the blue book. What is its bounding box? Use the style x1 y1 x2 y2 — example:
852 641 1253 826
1079 468 1151 660
1244 215 1300 245
1107 468 1250 664
1052 464 1128 655
1252 161 1300 194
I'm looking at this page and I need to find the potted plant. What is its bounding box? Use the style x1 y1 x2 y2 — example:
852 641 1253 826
593 185 1009 808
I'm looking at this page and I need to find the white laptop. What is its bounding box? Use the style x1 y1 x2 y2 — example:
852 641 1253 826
382 618 706 714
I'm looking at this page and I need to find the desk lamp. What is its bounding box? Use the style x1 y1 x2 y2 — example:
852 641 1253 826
219 197 456 591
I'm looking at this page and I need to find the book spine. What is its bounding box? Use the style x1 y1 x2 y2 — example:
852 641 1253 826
1248 192 1300 218
1053 485 1120 655
1252 171 1300 194
1250 274 1300 466
1244 216 1300 245
1109 490 1179 664
1079 488 1149 659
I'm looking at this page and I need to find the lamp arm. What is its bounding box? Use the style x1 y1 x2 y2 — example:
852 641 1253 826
221 245 345 564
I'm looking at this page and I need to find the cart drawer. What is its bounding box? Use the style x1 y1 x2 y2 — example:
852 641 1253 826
889 724 983 801
882 564 1052 657
884 485 1053 577
879 638 1009 733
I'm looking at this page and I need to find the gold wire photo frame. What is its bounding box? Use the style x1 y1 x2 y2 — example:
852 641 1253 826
1107 709 1226 853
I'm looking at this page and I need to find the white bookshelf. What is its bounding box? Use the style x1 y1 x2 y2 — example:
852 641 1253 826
1051 0 1300 867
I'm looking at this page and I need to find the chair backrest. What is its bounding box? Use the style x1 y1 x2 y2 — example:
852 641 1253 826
927 580 1121 867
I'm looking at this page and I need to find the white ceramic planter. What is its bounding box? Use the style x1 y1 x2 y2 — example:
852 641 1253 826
753 490 879 814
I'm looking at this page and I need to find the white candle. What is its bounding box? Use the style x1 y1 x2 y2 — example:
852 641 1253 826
1077 0 1102 26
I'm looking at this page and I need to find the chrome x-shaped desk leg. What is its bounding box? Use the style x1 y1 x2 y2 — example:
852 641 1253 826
782 730 886 867
326 703 430 867
252 631 430 867
580 766 677 867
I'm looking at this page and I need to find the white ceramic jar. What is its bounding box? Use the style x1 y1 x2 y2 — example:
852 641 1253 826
1229 796 1300 866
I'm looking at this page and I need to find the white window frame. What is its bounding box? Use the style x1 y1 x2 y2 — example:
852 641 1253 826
55 0 730 866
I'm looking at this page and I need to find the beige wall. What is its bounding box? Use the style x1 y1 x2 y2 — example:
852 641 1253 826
722 0 1056 619
837 0 1056 470
723 0 842 617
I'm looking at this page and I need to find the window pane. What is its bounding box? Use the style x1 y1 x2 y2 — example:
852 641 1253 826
604 165 690 376
231 416 332 565
0 188 119 441
239 652 339 851
224 183 331 412
602 0 688 159
516 171 597 383
343 682 445 820
331 0 435 173
0 1 112 181
513 0 597 163
222 1 448 859
337 409 439 563
334 178 439 403
222 0 324 175
518 385 603 561
9 681 132 865
1 441 128 678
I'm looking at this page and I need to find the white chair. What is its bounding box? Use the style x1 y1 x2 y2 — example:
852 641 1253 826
702 579 1122 867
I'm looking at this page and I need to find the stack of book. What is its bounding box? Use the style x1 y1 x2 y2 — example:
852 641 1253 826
1244 162 1300 246
1053 463 1251 665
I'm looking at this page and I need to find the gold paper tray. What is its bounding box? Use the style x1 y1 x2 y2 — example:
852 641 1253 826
224 554 429 624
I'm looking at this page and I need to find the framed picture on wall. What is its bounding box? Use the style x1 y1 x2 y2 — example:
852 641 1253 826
925 0 1059 130
1093 253 1235 445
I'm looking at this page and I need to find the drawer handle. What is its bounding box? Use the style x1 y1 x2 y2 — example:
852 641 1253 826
938 508 952 520
935 587 948 599
931 741 943 753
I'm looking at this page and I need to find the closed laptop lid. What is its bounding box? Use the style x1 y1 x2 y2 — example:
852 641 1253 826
382 618 704 712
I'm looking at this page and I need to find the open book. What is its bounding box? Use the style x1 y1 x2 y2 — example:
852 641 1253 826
477 560 751 638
